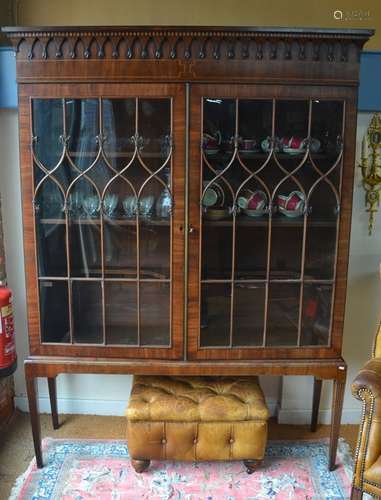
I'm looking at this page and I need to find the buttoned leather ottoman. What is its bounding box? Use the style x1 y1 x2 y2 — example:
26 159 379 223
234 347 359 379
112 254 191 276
126 375 270 473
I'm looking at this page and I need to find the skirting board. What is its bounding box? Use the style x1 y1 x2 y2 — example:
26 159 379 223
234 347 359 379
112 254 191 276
15 396 279 418
278 408 362 425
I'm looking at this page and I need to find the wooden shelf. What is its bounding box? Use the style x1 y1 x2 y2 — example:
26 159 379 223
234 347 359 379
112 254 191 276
203 216 337 227
68 151 167 159
204 152 338 162
40 217 171 226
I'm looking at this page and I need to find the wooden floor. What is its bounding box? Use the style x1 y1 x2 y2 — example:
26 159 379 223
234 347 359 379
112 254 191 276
0 410 359 499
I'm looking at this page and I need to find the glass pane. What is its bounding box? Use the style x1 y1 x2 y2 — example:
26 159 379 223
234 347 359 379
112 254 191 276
301 284 333 346
102 98 136 159
311 100 344 171
32 99 64 169
34 179 67 277
233 283 265 346
105 282 137 345
139 223 170 279
68 179 101 278
140 282 170 346
137 99 172 278
202 222 232 280
235 225 268 280
201 98 235 283
270 226 303 279
39 280 69 343
267 283 300 346
66 99 99 169
200 283 231 347
72 281 103 344
275 100 309 159
104 221 137 279
138 99 171 162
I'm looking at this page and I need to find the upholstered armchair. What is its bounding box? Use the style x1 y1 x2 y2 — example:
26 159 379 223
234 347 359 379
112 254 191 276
351 319 381 499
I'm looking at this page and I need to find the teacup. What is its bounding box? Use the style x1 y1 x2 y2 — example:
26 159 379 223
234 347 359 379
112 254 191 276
203 131 222 153
202 181 225 208
261 136 282 153
239 138 258 152
282 136 321 154
237 189 267 210
277 190 305 217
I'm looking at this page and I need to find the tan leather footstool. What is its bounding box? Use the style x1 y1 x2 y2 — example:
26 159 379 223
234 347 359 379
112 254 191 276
126 375 270 473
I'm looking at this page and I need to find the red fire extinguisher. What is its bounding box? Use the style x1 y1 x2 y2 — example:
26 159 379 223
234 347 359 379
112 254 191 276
0 285 17 375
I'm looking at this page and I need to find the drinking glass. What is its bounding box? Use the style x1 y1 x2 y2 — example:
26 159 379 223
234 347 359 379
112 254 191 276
83 195 100 218
139 195 155 220
103 193 118 218
122 195 137 218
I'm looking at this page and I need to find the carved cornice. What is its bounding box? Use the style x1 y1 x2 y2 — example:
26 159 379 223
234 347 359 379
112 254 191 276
2 26 374 63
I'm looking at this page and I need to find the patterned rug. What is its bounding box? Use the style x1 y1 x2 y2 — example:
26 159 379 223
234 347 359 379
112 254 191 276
10 438 354 499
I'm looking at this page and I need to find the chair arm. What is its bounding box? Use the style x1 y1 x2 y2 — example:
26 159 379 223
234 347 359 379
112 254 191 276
352 359 381 401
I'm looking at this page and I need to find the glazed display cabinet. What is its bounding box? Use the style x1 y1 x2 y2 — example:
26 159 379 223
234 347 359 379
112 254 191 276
3 25 373 468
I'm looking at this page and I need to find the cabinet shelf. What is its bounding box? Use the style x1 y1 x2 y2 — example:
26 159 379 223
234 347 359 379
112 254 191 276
204 152 338 162
203 216 337 227
67 151 167 159
39 217 171 226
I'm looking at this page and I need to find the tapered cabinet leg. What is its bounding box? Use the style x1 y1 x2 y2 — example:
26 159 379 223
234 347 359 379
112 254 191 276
329 376 346 471
311 378 323 432
48 377 59 430
131 459 150 473
26 377 43 468
350 486 363 499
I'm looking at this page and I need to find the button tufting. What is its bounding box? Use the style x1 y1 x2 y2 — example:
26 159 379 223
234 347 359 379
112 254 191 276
161 439 167 444
229 438 234 444
193 438 197 444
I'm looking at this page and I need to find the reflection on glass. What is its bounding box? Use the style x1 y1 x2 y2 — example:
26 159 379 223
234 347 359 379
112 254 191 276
66 99 99 169
138 99 171 163
72 281 103 344
200 284 231 347
301 284 332 346
140 282 170 346
105 282 138 345
235 226 268 280
102 98 136 160
275 100 309 155
32 97 173 348
202 223 232 280
39 280 69 343
104 222 137 279
140 225 170 279
270 226 303 279
69 180 101 278
233 284 265 346
311 101 343 160
238 99 272 156
35 179 67 277
33 99 64 169
267 284 300 346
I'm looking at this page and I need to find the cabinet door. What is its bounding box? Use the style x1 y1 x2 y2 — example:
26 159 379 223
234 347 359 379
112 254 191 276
21 83 185 359
188 84 353 360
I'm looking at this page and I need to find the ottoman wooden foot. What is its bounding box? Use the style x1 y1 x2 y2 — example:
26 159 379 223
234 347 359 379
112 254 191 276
131 459 150 473
244 459 262 474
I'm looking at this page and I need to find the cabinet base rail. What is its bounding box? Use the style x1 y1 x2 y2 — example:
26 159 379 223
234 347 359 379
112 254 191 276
24 356 346 471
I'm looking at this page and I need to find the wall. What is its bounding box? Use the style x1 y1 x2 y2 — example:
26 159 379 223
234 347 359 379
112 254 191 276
12 0 381 50
0 0 380 422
